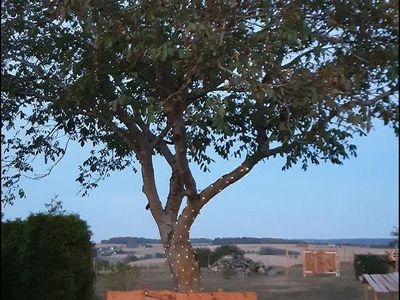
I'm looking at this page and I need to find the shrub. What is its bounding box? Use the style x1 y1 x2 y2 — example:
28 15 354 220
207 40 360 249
222 263 236 279
195 245 244 267
154 252 165 258
96 259 112 271
104 262 140 290
195 248 212 267
1 213 94 300
354 254 389 278
124 254 139 263
259 246 300 256
211 245 244 264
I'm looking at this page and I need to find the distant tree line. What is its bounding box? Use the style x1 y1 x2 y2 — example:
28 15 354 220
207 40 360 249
100 236 397 248
212 237 307 245
101 236 214 246
100 237 161 247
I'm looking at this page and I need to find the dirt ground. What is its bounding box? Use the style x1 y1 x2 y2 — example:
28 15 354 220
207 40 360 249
95 263 373 300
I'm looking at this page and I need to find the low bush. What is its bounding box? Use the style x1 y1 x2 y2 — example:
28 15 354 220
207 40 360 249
195 248 212 267
259 246 300 256
195 245 244 267
211 245 244 263
124 254 139 263
96 259 112 271
104 262 140 290
154 252 165 258
222 263 236 279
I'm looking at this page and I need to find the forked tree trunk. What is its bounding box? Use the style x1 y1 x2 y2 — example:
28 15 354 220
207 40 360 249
159 223 202 292
165 235 202 292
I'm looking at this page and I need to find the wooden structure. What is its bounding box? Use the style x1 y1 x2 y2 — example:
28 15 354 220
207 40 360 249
386 249 399 272
107 289 257 300
362 273 398 300
303 248 340 277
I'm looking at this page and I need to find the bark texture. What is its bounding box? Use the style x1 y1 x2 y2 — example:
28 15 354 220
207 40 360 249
165 235 202 292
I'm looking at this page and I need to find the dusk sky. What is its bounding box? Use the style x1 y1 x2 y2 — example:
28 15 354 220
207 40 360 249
2 121 398 243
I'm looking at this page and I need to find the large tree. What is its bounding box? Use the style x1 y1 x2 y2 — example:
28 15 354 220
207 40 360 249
1 0 398 292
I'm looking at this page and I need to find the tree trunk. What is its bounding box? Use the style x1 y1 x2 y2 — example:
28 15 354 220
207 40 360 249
163 231 202 292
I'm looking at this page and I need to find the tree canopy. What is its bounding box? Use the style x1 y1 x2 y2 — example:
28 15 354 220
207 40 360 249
2 0 398 206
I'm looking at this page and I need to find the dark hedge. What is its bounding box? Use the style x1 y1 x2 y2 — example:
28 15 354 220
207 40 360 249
1 213 94 300
353 254 389 279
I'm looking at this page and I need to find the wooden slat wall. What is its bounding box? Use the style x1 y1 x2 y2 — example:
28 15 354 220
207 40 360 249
304 249 339 276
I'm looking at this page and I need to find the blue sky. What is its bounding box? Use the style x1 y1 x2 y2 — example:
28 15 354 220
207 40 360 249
2 121 398 243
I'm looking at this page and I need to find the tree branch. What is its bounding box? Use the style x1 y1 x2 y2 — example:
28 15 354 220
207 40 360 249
15 90 56 102
171 116 198 199
139 151 165 223
133 119 175 168
151 125 171 148
361 90 395 106
198 146 283 209
165 166 185 218
13 58 66 89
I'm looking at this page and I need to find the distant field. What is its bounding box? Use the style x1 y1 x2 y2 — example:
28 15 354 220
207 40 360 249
95 263 367 300
96 243 393 267
94 244 396 300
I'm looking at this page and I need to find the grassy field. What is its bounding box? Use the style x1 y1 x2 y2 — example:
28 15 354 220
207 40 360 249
95 263 369 300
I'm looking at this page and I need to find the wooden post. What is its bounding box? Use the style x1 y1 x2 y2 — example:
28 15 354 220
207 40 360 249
336 248 340 277
364 284 369 300
396 241 398 272
285 246 289 276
